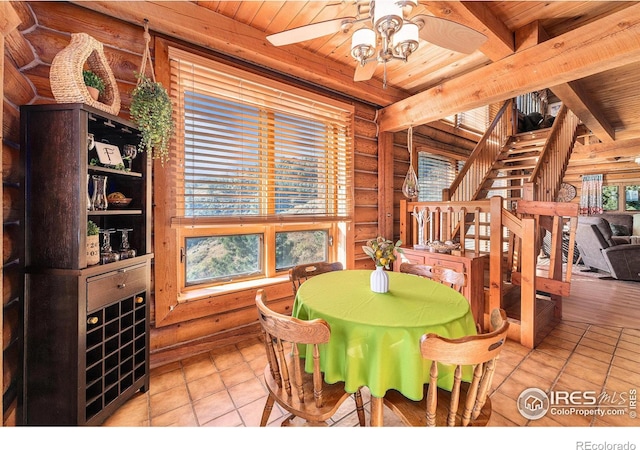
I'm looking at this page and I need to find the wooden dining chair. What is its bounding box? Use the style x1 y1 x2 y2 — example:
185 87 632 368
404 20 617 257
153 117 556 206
255 289 366 427
383 308 510 427
289 261 344 295
399 262 466 293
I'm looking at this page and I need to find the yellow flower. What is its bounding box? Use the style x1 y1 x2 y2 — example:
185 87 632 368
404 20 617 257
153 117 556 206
361 236 403 269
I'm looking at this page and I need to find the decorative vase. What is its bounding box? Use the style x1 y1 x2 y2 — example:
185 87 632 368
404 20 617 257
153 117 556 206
370 265 389 293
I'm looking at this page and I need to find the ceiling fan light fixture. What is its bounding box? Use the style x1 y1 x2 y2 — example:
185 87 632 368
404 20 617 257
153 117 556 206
351 28 377 62
392 22 419 59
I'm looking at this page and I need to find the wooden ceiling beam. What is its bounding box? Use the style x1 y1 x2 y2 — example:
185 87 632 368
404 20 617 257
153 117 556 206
550 81 616 142
421 1 514 61
69 1 408 106
378 3 640 133
570 138 640 160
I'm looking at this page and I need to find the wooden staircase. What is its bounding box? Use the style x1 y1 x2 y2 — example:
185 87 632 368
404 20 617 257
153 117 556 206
429 98 583 347
481 129 552 209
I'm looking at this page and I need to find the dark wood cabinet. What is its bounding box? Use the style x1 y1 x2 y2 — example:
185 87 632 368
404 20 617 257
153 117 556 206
21 103 152 425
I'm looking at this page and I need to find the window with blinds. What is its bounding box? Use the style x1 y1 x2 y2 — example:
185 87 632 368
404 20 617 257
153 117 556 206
417 152 463 201
443 105 489 133
167 47 354 287
169 48 353 222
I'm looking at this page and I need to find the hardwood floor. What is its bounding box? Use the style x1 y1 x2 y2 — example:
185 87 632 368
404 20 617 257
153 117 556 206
100 270 640 436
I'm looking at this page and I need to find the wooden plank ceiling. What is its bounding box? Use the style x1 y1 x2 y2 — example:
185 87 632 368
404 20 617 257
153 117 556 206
74 1 640 144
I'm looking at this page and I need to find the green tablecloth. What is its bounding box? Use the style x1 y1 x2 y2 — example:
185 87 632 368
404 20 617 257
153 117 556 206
292 269 477 400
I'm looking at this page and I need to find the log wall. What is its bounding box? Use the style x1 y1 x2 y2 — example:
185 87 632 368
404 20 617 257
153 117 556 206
4 0 640 426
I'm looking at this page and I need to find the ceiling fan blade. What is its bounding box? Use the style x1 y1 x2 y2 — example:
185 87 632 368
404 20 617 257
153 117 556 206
267 17 356 46
354 60 377 82
411 15 487 54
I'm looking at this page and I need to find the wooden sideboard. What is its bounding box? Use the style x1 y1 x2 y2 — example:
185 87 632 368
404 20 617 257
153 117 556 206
394 247 488 331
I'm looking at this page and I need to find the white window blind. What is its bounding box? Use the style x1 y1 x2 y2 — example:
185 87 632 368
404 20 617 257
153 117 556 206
168 48 354 221
417 153 462 201
443 105 489 133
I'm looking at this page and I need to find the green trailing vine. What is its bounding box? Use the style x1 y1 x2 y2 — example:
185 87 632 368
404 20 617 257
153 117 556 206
130 73 174 165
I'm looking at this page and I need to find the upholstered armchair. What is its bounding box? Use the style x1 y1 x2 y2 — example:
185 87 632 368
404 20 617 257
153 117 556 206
575 216 640 281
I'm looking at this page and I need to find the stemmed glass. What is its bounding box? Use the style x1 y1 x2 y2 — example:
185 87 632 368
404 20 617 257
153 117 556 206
99 229 120 264
123 144 138 172
118 228 136 260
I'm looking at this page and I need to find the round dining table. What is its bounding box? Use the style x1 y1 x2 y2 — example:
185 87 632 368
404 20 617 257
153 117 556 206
292 269 478 426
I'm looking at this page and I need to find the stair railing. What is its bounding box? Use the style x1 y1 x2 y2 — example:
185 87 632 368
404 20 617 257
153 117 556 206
523 104 581 202
445 99 514 202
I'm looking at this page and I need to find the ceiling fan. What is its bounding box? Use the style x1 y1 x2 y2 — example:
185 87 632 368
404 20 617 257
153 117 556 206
266 0 487 86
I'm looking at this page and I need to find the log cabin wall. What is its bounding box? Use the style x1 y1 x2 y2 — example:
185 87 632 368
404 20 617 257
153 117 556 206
4 1 640 427
563 137 640 213
1 1 384 422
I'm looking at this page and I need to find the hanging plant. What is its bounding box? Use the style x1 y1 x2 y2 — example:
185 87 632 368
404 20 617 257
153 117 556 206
130 72 174 164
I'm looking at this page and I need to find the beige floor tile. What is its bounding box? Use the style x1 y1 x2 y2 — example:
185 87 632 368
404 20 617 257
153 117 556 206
579 336 616 354
617 338 640 353
238 395 273 426
589 325 623 339
182 355 217 382
574 342 615 364
608 364 640 386
611 354 639 371
149 367 185 395
495 369 552 400
228 377 268 408
614 346 640 363
219 362 257 388
584 330 619 346
211 347 245 370
101 391 149 426
150 384 191 418
193 390 236 424
487 391 528 426
517 354 563 382
187 371 226 401
202 410 244 427
151 403 198 426
237 339 265 362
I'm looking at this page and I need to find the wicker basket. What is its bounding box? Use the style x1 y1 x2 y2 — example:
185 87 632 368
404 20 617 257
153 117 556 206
50 33 121 116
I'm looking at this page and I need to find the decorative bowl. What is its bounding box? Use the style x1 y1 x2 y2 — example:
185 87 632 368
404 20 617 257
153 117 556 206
107 197 132 207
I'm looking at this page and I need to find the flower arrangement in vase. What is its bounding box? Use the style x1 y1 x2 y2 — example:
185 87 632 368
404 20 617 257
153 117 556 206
362 236 403 293
362 236 403 269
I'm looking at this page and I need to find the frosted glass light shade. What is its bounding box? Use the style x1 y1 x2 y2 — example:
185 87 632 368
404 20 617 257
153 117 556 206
351 28 376 61
374 0 403 31
392 22 419 58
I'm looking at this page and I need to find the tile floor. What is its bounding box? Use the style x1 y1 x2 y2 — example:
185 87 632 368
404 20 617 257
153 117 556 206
103 320 640 428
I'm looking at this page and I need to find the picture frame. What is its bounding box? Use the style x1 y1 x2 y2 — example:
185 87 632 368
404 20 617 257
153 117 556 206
602 185 619 211
625 185 640 211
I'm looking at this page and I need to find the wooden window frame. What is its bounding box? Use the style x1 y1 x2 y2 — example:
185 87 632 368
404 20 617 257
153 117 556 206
152 38 353 327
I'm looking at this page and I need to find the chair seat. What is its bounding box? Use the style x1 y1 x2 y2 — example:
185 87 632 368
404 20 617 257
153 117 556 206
384 383 492 427
262 363 358 425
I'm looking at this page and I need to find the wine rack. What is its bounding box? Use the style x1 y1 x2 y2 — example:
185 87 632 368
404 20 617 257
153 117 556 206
21 103 152 425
